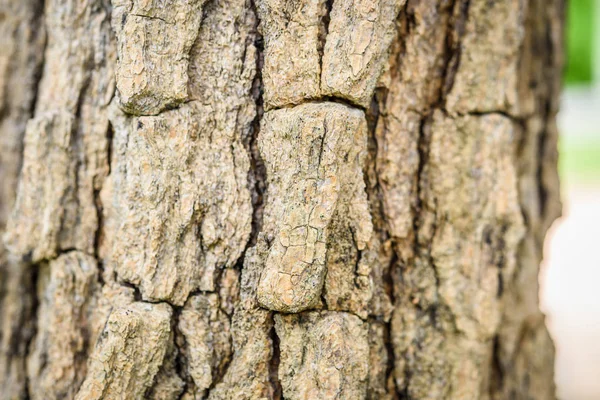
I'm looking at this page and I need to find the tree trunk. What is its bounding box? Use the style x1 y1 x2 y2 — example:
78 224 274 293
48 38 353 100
0 0 563 399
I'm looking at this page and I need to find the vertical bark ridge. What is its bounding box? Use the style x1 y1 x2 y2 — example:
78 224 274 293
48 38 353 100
0 0 46 398
490 0 564 398
248 1 405 398
378 0 561 398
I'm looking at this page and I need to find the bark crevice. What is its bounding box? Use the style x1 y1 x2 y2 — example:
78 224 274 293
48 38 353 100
268 320 283 400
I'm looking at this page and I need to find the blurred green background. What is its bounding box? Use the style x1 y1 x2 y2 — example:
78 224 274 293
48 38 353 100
565 0 594 84
561 0 599 185
560 135 600 183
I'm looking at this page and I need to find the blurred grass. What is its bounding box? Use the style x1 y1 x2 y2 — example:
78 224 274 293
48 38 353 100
565 0 595 84
559 135 600 183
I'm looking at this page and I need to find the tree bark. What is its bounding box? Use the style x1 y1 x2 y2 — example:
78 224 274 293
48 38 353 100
0 0 563 399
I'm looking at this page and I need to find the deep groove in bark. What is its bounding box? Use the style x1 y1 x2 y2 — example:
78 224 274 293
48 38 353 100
490 334 504 396
365 86 400 396
382 311 398 399
27 0 47 118
118 280 143 302
318 0 334 83
411 114 429 259
440 0 471 104
536 100 552 224
22 265 40 400
172 308 189 400
268 95 368 112
247 0 266 248
268 320 283 400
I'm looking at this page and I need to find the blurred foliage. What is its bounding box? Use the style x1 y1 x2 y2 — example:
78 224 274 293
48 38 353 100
559 135 600 183
565 0 595 84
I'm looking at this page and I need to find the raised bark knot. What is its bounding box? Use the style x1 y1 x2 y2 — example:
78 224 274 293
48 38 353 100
256 102 372 313
112 0 206 115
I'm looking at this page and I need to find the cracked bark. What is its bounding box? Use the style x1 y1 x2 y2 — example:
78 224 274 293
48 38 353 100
0 0 563 399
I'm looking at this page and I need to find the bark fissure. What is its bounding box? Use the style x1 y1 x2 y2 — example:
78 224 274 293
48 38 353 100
267 96 368 112
172 308 189 400
439 0 471 103
318 0 334 85
247 0 266 248
365 84 400 397
268 321 283 399
20 266 40 400
25 1 47 132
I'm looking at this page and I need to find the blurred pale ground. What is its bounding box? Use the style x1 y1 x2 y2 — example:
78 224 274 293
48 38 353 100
541 1 600 398
543 87 600 400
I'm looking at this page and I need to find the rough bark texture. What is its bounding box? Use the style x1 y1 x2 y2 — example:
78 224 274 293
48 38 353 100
0 0 563 399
